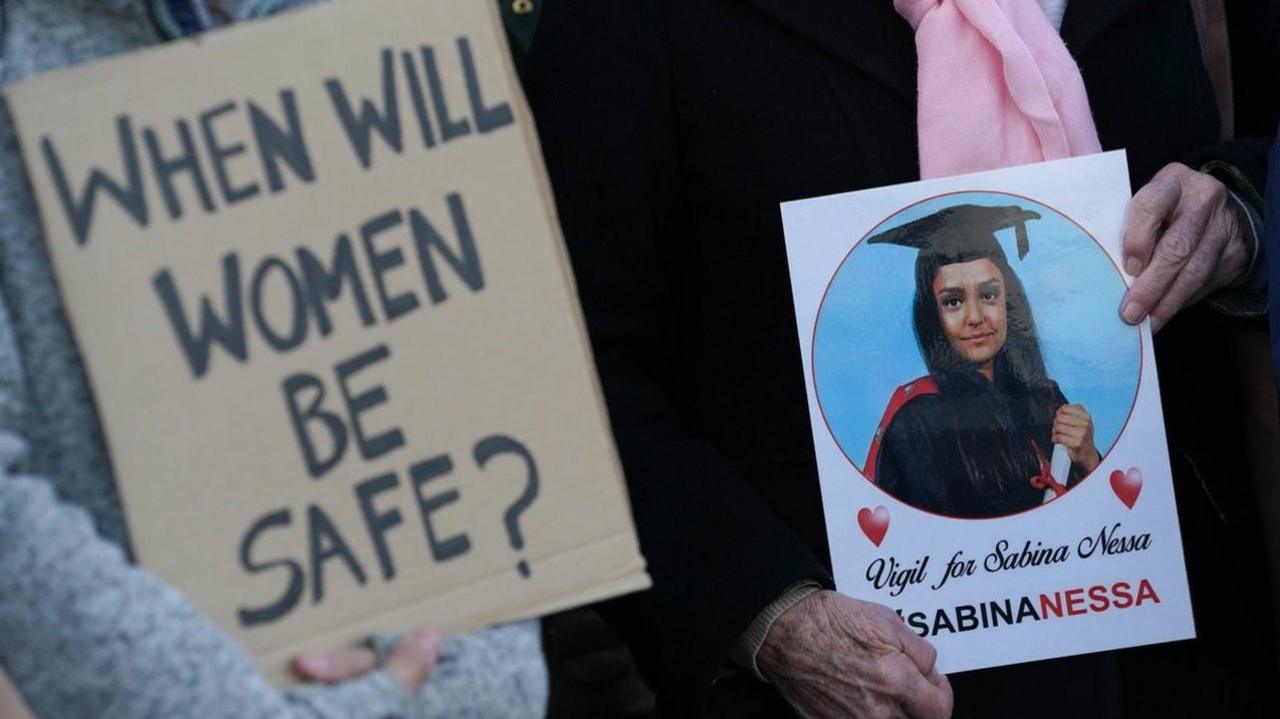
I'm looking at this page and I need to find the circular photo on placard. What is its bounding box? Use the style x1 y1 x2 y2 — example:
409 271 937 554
812 191 1141 519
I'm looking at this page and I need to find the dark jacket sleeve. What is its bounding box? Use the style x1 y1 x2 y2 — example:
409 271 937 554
1175 3 1279 316
1172 3 1277 200
521 2 831 710
1266 130 1280 387
1178 0 1279 196
1177 4 1276 193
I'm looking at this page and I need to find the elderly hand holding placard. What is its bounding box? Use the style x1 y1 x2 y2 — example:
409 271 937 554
2 0 646 695
1120 162 1259 333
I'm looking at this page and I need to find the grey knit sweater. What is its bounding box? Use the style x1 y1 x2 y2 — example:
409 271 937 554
0 1 547 717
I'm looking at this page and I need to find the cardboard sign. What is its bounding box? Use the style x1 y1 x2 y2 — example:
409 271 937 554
0 669 34 719
781 152 1194 672
4 0 647 683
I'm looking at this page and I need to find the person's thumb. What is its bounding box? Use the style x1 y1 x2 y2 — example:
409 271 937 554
384 630 441 693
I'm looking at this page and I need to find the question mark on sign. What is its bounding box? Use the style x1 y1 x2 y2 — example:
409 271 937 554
474 435 539 578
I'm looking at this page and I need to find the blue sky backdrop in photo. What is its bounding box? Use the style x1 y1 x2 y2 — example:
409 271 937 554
813 191 1141 472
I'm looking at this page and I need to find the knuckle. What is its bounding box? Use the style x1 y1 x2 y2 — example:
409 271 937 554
883 663 912 696
1184 252 1215 281
1160 232 1196 263
1195 171 1224 196
1125 281 1158 308
1128 193 1155 214
939 690 956 718
885 660 916 690
1126 198 1161 228
919 644 938 672
868 707 896 719
1207 181 1227 205
1147 166 1180 189
873 603 899 624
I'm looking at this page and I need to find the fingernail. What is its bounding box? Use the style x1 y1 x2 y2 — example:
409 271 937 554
297 654 330 675
1121 301 1143 324
1124 257 1142 276
416 630 440 653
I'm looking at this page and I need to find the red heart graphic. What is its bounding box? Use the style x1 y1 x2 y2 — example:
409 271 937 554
857 506 890 547
1110 468 1143 509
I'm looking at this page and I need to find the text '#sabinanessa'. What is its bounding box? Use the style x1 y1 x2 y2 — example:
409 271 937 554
896 578 1162 638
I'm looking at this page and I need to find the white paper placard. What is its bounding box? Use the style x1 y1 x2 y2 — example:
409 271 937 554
781 151 1193 673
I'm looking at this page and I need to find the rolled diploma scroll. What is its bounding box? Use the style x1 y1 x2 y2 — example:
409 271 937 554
1042 444 1073 503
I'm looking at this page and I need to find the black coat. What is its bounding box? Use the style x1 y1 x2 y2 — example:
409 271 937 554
522 1 1280 716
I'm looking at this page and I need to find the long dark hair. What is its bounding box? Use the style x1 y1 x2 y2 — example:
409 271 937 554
912 251 1061 493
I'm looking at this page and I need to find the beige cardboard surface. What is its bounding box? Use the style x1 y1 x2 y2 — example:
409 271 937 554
0 668 34 719
4 0 647 685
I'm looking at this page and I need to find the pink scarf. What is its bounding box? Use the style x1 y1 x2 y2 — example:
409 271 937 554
895 0 1102 179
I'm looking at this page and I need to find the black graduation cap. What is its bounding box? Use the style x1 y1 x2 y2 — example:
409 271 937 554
866 204 1042 261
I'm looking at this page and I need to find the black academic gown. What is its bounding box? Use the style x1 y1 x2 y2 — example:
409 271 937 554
522 1 1280 716
876 379 1080 518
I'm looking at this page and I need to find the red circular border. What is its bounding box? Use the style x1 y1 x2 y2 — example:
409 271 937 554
810 189 1144 521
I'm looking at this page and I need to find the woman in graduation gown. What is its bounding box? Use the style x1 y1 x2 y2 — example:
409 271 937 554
866 204 1101 517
